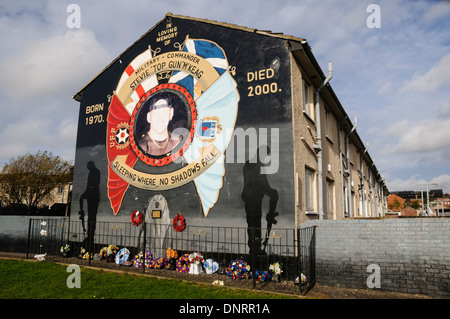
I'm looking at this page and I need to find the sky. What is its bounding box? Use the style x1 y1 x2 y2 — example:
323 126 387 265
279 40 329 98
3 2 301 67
0 0 449 193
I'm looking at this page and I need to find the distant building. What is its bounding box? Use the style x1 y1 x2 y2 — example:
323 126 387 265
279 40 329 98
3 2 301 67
387 194 406 212
400 206 418 217
390 189 444 200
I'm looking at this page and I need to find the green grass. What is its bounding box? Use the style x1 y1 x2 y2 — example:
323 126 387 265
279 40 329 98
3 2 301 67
0 259 298 299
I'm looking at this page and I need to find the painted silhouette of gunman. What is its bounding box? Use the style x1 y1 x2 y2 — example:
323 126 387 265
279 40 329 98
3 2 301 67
241 146 278 255
79 161 100 250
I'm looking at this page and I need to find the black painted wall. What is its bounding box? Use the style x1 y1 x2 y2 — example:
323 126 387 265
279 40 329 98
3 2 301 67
72 16 295 250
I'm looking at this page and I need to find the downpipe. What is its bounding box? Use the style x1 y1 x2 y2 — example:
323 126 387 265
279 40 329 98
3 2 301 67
315 61 332 220
346 118 357 217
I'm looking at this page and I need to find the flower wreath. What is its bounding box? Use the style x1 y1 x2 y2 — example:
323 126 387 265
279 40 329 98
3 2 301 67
131 210 143 226
172 213 186 232
146 259 157 269
155 257 168 269
176 254 191 273
250 270 272 283
226 259 251 280
115 248 130 265
133 251 152 268
204 258 219 274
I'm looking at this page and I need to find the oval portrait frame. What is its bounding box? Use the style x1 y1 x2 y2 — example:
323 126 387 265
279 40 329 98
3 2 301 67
129 83 197 167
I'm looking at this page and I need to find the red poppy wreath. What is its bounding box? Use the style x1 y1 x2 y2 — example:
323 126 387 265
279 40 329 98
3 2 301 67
131 210 143 226
173 213 186 232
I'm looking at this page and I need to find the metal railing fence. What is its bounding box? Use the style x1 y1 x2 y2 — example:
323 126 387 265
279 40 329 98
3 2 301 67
27 217 315 295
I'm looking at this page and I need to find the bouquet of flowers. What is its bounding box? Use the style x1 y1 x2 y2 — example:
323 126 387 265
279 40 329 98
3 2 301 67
60 244 70 257
250 270 271 283
100 245 119 259
80 248 92 260
107 244 119 256
226 259 250 280
165 248 178 270
295 273 308 285
188 252 205 265
165 247 178 260
269 262 283 276
204 258 219 274
103 244 118 262
187 252 204 274
133 251 152 268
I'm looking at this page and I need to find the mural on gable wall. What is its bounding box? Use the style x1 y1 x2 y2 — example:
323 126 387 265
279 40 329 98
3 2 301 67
107 37 239 217
72 16 295 253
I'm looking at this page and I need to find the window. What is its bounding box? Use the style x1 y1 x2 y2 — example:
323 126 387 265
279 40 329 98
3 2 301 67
58 185 64 194
325 108 330 137
302 81 314 120
326 180 334 219
305 168 316 211
343 186 348 216
325 107 334 142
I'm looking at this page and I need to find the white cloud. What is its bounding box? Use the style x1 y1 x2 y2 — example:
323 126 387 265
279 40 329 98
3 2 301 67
423 1 450 22
377 81 392 94
385 118 450 154
402 52 450 92
371 99 450 187
379 98 450 170
0 0 449 189
0 29 111 100
0 114 77 163
388 174 450 193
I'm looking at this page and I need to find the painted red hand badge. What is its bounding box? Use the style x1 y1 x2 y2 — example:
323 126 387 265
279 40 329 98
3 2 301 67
106 95 137 215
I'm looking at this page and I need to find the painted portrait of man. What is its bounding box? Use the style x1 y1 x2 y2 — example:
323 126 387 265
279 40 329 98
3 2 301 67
136 91 187 157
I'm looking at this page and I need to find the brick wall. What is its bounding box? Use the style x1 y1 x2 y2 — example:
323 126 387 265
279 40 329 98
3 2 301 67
303 218 450 298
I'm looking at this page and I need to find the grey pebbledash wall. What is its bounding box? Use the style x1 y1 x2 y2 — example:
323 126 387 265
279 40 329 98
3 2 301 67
302 218 450 298
0 216 64 253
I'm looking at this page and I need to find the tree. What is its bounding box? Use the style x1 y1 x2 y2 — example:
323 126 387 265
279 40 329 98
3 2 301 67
0 151 72 211
388 198 404 211
410 200 420 210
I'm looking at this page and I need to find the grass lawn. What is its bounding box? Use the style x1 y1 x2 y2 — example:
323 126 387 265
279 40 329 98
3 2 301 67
0 259 298 299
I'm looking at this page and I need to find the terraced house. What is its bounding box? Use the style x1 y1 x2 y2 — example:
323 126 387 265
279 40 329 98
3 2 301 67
71 13 388 237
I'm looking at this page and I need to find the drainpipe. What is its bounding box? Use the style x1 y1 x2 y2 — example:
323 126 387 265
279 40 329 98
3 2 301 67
338 123 345 218
369 166 374 217
361 143 369 217
314 61 333 220
345 117 357 217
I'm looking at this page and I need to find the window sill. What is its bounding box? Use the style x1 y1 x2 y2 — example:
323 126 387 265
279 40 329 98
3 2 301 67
326 135 333 144
303 111 315 124
306 211 318 215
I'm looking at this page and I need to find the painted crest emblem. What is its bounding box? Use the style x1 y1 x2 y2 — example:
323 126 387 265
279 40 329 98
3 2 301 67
106 37 239 217
111 123 130 148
